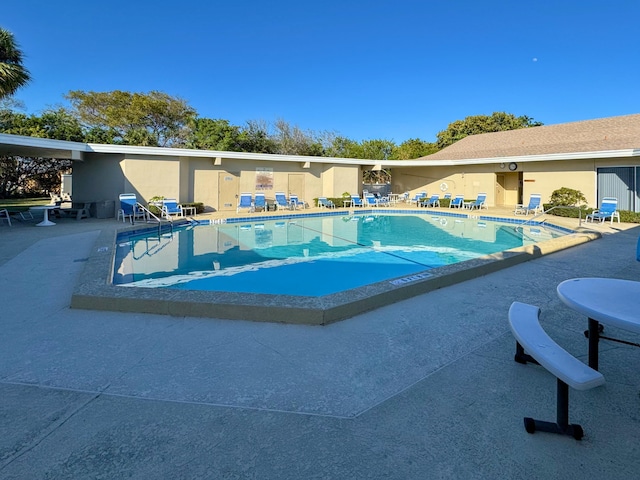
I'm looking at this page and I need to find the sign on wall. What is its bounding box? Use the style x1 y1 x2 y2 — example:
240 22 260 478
256 167 273 190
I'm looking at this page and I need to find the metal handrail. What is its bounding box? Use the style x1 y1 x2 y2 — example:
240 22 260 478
515 205 583 233
136 202 173 237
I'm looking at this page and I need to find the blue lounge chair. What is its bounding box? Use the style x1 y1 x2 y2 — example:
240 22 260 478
275 192 289 210
465 193 487 210
290 194 305 209
254 193 266 211
376 195 390 207
118 193 147 224
350 195 364 207
318 197 336 209
450 194 464 208
422 194 440 208
162 198 184 219
411 192 427 206
237 193 254 213
365 194 379 207
586 197 620 224
515 194 542 215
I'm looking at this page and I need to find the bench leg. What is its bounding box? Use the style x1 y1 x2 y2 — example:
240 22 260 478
514 342 539 365
523 379 584 440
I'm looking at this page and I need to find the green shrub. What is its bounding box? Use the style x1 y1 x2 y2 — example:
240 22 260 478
543 204 591 218
440 198 451 208
618 210 640 223
548 187 587 207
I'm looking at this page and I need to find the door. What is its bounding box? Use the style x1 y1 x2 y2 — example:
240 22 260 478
288 174 305 201
218 172 239 212
495 174 506 206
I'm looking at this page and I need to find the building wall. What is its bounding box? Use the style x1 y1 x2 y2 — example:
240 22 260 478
322 164 361 198
391 165 499 205
71 153 126 204
391 159 604 207
520 159 595 207
123 155 182 202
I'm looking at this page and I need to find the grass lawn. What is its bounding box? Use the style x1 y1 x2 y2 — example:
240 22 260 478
0 197 51 212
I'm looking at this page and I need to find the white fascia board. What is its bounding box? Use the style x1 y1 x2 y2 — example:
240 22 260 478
0 133 91 151
87 143 369 165
380 149 640 167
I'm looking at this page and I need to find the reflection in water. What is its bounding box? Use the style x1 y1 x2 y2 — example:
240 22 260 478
113 214 565 297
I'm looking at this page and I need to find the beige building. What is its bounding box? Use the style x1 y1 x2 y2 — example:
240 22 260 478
1 114 639 212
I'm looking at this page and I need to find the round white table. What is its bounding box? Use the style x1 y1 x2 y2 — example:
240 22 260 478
30 205 59 227
557 277 640 370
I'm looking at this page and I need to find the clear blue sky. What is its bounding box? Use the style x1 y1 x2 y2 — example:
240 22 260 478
4 0 640 143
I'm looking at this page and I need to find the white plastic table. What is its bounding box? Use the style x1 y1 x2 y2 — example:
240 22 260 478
557 277 640 370
30 205 59 227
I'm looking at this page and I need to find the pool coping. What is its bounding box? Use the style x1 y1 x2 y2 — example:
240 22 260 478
70 213 601 325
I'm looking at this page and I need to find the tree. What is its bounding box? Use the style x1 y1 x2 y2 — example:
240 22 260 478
394 138 438 159
0 108 76 198
237 120 278 154
436 112 543 149
186 117 244 151
272 119 325 156
0 28 31 99
325 136 363 158
65 90 197 147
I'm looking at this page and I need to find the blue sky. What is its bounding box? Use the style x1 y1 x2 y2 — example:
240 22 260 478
4 0 640 143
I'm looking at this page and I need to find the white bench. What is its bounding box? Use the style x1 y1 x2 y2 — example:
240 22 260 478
509 302 605 440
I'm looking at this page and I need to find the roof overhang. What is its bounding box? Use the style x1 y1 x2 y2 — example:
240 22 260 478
0 133 89 160
380 148 640 168
1 133 638 167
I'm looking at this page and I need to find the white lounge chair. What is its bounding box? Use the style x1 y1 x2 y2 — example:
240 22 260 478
118 194 147 224
0 208 11 226
586 197 620 224
515 194 542 215
162 198 184 218
237 193 254 213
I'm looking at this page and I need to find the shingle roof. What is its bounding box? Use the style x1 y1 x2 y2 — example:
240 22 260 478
419 114 640 161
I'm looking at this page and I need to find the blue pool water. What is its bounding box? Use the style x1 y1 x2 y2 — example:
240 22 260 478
113 214 566 297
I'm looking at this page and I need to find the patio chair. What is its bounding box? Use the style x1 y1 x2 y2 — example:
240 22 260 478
162 198 184 219
586 197 620 224
515 194 542 215
465 193 487 210
365 194 379 207
376 195 390 207
118 193 147 224
411 192 427 206
450 195 464 208
237 193 254 213
318 197 336 209
0 208 11 226
421 194 440 208
290 194 305 210
61 202 91 220
350 194 364 207
254 193 266 212
274 192 289 210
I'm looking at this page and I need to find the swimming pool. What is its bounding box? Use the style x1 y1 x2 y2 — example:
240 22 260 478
113 213 567 297
72 210 594 324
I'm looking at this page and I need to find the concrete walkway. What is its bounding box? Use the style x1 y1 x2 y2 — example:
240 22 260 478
1 213 639 479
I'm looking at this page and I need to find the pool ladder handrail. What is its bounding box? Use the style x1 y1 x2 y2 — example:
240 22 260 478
515 205 583 233
136 202 174 237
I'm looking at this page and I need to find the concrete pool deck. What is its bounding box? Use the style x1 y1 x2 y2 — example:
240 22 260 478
1 209 640 478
